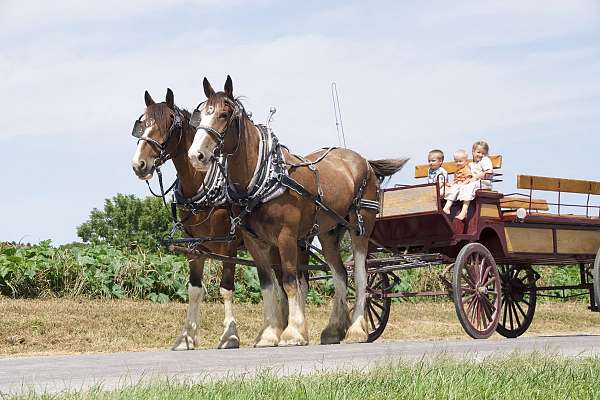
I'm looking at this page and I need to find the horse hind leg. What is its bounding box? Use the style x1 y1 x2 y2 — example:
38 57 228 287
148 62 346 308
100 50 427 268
217 256 240 349
172 257 205 351
319 230 351 344
343 210 377 344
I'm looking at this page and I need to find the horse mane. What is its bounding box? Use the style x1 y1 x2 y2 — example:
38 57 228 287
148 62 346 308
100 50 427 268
368 158 409 178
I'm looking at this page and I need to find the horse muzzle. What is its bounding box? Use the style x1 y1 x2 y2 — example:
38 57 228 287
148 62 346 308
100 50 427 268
132 159 155 180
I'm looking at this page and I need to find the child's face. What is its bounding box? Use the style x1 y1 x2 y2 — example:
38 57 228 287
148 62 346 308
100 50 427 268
454 155 468 169
472 145 487 162
428 154 443 170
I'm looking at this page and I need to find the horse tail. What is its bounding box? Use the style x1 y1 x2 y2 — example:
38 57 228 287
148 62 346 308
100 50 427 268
368 158 409 179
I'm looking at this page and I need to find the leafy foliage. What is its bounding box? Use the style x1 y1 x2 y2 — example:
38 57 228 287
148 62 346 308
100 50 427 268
76 194 173 251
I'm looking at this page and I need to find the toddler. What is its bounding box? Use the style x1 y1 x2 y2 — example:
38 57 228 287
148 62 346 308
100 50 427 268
442 149 472 218
427 149 448 185
443 141 494 220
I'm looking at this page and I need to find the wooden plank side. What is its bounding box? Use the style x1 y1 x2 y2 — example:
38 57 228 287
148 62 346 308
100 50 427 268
504 227 554 253
499 197 549 211
415 155 503 178
380 186 438 217
517 175 600 195
480 204 500 218
556 230 600 255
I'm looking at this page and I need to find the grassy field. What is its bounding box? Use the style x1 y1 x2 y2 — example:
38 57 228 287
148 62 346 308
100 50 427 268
2 297 600 356
8 355 600 399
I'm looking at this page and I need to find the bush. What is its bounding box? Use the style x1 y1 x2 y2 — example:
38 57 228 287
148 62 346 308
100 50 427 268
77 193 173 251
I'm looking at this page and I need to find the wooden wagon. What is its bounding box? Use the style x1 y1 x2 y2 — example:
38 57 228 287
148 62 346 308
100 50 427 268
358 155 600 340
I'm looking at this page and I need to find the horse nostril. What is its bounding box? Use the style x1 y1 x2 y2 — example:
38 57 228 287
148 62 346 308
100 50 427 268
139 160 146 170
197 153 204 162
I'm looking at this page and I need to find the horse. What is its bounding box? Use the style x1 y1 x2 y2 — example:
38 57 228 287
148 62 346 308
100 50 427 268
187 76 408 345
131 89 289 349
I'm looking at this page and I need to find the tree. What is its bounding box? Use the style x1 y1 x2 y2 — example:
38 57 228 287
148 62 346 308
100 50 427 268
77 194 173 250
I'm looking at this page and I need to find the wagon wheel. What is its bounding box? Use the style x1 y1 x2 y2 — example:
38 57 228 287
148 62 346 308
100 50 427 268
496 265 537 338
347 271 392 342
452 243 501 339
593 248 600 310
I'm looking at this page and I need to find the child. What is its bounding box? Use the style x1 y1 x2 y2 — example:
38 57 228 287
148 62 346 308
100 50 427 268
427 149 448 185
442 149 472 218
468 140 493 190
444 141 494 221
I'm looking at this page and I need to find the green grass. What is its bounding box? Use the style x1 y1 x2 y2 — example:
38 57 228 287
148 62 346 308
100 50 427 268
8 355 600 400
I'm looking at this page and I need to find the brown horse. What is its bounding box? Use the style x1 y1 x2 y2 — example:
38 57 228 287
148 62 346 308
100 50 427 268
187 76 408 345
131 89 288 349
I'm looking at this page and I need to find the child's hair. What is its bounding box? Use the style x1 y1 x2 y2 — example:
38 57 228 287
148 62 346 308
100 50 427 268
453 149 468 159
472 140 489 154
428 149 444 161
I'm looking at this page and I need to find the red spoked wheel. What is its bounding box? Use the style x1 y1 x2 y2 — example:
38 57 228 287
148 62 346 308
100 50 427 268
452 243 501 339
496 265 537 338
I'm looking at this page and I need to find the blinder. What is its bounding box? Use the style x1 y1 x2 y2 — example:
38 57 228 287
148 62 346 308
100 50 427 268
190 108 202 129
131 115 145 138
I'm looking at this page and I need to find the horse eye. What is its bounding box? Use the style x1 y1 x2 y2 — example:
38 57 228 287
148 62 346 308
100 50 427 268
219 112 229 119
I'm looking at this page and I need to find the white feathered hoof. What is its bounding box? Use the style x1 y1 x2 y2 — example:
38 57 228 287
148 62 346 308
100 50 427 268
171 333 197 351
217 321 240 349
342 319 368 344
279 325 308 347
254 326 281 348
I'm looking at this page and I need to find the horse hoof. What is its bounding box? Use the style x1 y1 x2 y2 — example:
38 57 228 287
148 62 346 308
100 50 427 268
218 335 240 349
172 334 196 351
280 327 308 346
254 338 279 348
342 320 368 344
218 321 240 349
320 326 346 345
254 326 281 348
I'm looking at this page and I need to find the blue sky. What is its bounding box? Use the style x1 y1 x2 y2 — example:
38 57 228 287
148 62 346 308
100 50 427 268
1 0 599 244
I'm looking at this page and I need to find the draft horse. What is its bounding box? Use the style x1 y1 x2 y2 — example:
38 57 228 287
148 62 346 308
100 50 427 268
187 76 408 345
131 89 287 349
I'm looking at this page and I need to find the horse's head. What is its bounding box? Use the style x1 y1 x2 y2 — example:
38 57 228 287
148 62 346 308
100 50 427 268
131 88 184 180
187 75 244 170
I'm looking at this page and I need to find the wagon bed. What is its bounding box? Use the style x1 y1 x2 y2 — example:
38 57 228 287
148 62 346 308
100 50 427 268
364 156 600 340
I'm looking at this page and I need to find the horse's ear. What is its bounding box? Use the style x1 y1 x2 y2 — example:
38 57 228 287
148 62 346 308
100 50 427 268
166 88 174 109
224 75 233 99
144 91 155 106
203 78 215 98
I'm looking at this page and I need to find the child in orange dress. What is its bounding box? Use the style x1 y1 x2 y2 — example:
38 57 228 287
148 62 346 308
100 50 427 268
442 149 472 218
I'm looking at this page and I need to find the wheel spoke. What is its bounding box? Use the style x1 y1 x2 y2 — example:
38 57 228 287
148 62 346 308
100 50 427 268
502 298 509 327
371 299 385 311
510 301 521 327
481 293 497 315
367 304 376 330
369 303 382 321
508 299 514 331
515 300 528 319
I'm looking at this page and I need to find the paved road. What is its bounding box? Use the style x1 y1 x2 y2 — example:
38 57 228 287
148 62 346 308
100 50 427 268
2 335 600 395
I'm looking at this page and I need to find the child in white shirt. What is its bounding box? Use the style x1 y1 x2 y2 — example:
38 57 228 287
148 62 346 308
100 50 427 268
427 149 448 186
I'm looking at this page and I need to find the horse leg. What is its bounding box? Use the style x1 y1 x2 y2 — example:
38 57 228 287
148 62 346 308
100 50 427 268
319 230 351 344
344 208 377 343
172 257 205 350
217 244 240 349
243 234 287 347
279 229 309 346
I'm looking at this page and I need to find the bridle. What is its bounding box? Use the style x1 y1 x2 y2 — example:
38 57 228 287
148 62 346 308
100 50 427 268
189 97 244 160
132 105 184 167
132 104 184 205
